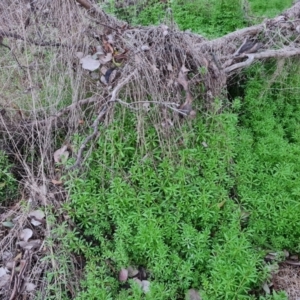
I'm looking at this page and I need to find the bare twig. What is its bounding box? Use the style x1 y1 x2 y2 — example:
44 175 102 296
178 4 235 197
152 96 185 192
66 106 107 171
67 70 138 170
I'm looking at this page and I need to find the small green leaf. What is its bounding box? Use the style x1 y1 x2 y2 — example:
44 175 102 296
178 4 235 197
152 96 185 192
2 221 14 228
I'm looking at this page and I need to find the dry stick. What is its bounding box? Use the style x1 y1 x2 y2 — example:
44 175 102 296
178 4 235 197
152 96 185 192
224 47 300 73
67 70 138 171
110 99 186 114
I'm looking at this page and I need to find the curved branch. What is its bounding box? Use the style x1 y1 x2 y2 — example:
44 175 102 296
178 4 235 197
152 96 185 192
225 47 300 73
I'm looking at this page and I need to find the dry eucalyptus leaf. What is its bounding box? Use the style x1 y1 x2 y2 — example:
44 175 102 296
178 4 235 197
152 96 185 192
29 210 45 220
135 55 142 64
187 289 202 300
20 228 33 242
100 66 108 75
100 75 108 85
31 219 42 226
262 282 270 294
119 268 128 282
151 64 159 73
5 261 14 270
2 221 14 228
90 72 99 80
142 102 150 112
17 239 41 250
25 282 36 292
167 63 173 71
39 184 47 196
180 65 190 73
80 55 101 71
141 45 150 51
0 267 7 277
177 71 189 90
51 179 63 185
54 145 68 163
99 53 112 64
142 280 150 293
106 34 115 44
0 274 10 288
14 252 22 261
96 45 104 53
2 251 12 261
75 52 84 59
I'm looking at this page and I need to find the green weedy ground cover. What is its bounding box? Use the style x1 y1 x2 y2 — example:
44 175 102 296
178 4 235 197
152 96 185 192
65 61 300 300
61 1 300 299
0 150 17 203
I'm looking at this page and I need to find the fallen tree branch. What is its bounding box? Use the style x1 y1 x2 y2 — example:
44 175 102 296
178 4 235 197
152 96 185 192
225 47 300 73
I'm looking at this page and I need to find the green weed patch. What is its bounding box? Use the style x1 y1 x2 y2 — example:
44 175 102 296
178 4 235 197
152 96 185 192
64 61 300 299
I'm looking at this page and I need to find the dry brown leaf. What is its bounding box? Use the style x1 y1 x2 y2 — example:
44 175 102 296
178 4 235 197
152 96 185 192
99 53 112 64
31 219 42 226
20 228 33 242
29 210 45 220
167 63 173 71
14 253 22 261
106 34 115 44
102 39 114 53
5 261 14 270
180 65 190 73
262 282 271 294
100 75 108 85
75 52 84 59
17 239 41 250
25 282 36 292
96 45 104 54
177 73 188 90
80 55 101 71
141 45 150 51
0 274 10 288
51 179 63 185
54 145 69 163
135 54 142 64
2 251 12 261
0 267 7 277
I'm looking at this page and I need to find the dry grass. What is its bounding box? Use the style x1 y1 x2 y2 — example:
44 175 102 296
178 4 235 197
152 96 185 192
273 264 300 300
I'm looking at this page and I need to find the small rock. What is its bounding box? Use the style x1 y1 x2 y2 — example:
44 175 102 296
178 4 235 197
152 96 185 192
187 288 202 300
142 280 150 293
132 277 143 288
127 266 139 278
119 268 128 282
